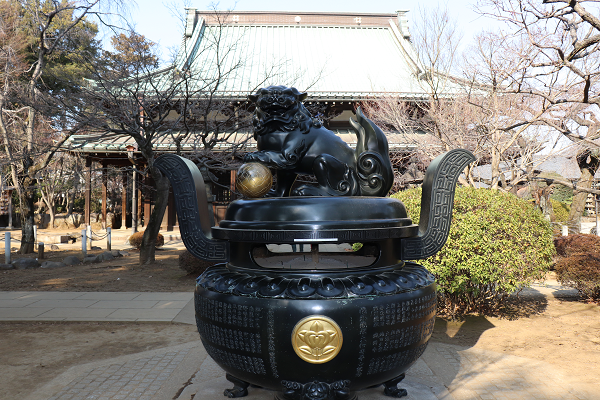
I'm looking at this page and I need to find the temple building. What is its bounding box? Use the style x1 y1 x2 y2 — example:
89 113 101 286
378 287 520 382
65 10 447 230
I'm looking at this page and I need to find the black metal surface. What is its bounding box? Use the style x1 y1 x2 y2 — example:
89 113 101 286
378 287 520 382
155 88 475 399
244 86 393 197
196 262 435 299
382 374 407 398
217 196 410 230
225 373 250 398
279 380 354 400
213 197 418 249
213 226 418 243
157 149 475 264
194 262 436 398
401 149 476 260
155 149 475 264
154 154 229 262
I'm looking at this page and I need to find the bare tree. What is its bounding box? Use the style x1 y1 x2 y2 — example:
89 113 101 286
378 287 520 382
0 0 126 253
363 5 569 196
461 30 562 191
478 0 600 232
362 6 527 190
407 4 465 153
66 9 303 264
360 6 473 189
37 152 82 228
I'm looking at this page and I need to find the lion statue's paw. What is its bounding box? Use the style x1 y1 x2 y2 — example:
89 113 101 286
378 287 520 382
290 185 329 197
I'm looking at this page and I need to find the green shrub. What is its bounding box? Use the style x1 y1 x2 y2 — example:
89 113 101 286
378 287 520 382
538 172 573 203
550 199 570 223
129 231 164 249
554 234 600 303
392 187 555 317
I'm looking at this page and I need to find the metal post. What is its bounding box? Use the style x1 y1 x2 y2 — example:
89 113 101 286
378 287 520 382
85 157 92 226
311 244 319 263
81 229 87 256
596 195 600 236
102 164 107 230
38 242 44 259
33 225 37 248
7 191 12 229
5 232 10 264
87 225 92 250
121 169 127 230
107 227 111 251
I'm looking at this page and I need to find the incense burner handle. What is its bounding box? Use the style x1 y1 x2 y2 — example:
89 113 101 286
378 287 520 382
154 154 229 262
401 149 475 260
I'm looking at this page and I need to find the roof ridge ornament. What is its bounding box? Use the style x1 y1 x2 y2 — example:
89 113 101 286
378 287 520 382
395 10 411 39
185 8 198 37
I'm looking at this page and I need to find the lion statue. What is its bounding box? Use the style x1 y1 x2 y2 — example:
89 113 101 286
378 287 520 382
244 85 394 197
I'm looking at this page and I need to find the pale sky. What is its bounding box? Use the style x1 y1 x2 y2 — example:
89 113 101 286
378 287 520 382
126 0 499 63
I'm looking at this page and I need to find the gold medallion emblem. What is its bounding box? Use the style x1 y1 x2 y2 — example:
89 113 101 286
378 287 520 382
292 315 342 364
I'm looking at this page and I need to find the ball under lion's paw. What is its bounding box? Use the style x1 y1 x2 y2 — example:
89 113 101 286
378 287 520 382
236 163 273 198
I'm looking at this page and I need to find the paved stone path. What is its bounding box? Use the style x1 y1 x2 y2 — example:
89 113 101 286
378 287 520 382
2 279 591 400
0 291 194 323
47 348 189 400
23 339 591 400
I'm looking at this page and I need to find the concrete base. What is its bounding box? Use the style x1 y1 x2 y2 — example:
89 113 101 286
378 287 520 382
25 341 448 400
176 356 445 399
23 337 593 400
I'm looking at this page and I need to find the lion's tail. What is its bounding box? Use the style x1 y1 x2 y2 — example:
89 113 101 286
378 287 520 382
349 107 394 196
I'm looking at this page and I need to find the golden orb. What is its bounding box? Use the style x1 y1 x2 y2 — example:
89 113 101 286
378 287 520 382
236 163 273 198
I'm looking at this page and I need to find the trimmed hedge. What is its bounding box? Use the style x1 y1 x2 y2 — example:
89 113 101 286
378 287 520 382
554 234 600 302
392 187 555 317
554 233 600 258
179 250 214 275
129 231 164 249
550 199 570 223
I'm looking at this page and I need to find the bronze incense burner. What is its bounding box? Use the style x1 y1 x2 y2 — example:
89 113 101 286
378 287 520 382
155 85 474 400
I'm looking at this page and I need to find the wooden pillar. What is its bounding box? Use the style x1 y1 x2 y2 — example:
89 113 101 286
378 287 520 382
169 188 176 229
137 172 143 227
143 174 153 227
160 188 168 231
161 187 176 231
230 170 237 193
102 164 107 229
121 169 128 230
84 157 92 226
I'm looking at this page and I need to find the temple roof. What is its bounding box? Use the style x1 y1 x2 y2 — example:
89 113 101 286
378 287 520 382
69 10 453 155
66 129 421 155
167 10 438 100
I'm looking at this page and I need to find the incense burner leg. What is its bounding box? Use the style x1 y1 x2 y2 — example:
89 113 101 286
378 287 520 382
279 380 354 400
224 373 250 398
383 373 407 398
